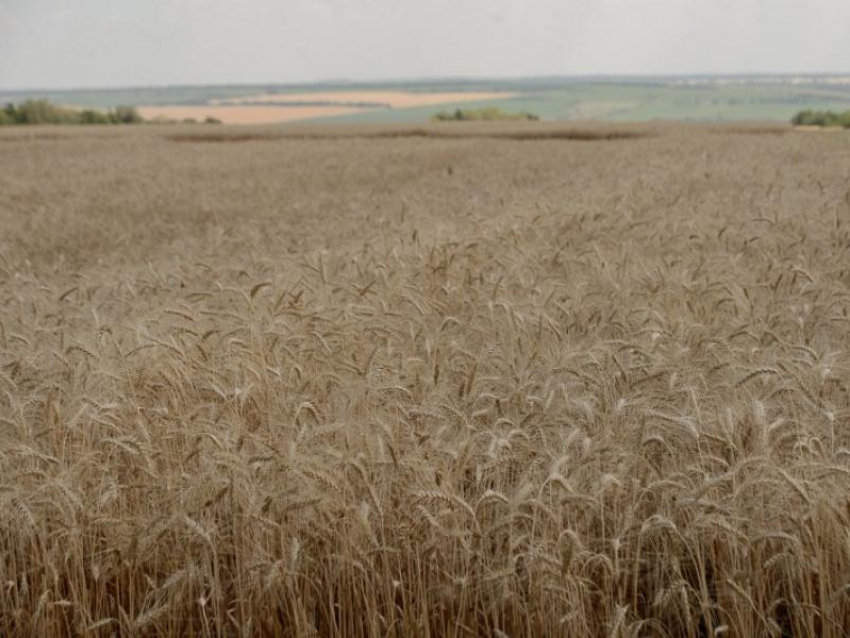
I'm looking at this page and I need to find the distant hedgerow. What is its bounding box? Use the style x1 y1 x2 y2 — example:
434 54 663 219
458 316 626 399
0 100 149 126
432 107 540 122
791 109 850 128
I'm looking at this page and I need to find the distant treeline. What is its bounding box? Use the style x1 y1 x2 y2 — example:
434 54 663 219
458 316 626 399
0 100 145 126
0 100 222 126
432 107 540 122
791 109 850 128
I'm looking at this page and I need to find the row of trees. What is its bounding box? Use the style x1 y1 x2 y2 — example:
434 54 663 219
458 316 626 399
0 99 223 126
432 107 539 122
791 109 850 128
0 100 144 126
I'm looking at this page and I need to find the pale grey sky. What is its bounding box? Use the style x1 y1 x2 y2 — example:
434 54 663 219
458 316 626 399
0 0 848 89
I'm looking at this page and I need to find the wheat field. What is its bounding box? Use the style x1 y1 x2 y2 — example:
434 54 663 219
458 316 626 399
1 123 850 637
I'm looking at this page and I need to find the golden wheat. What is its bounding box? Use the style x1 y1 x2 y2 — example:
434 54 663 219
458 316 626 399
1 121 849 636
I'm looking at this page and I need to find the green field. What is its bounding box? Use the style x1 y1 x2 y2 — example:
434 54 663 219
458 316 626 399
307 80 850 123
4 76 850 122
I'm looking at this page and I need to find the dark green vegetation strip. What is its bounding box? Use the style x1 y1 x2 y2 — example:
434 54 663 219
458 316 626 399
432 107 539 122
0 100 144 126
792 109 850 128
164 128 649 143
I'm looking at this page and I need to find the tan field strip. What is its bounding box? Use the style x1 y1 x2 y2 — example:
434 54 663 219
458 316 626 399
137 104 367 125
139 91 519 124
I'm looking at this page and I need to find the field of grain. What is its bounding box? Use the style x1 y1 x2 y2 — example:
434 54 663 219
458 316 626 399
1 122 850 637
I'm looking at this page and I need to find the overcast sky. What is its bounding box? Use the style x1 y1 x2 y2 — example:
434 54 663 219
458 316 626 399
1 0 848 89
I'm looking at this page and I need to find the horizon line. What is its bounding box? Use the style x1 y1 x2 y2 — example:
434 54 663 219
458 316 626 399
3 71 850 94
